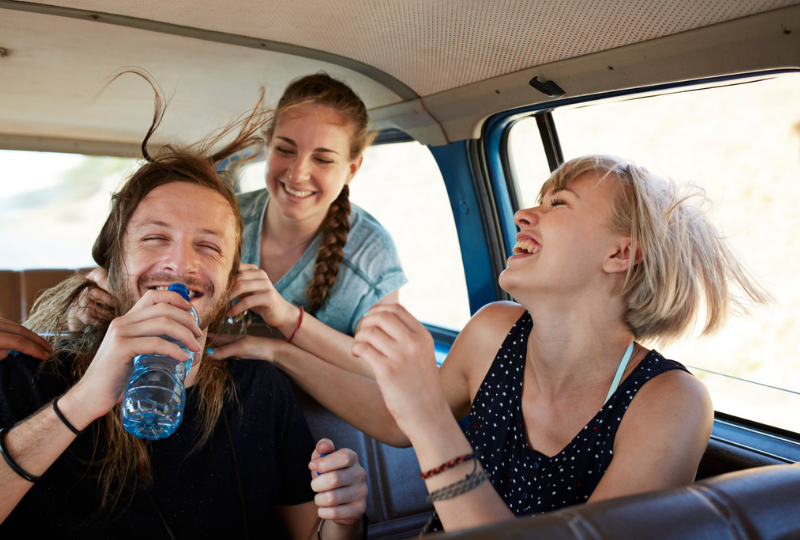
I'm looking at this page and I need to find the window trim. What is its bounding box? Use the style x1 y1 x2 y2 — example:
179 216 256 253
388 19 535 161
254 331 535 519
712 413 800 464
429 141 509 316
482 69 800 259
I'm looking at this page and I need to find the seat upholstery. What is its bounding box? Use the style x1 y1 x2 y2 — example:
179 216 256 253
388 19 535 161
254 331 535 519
231 321 434 538
293 385 433 536
437 464 800 540
0 268 82 323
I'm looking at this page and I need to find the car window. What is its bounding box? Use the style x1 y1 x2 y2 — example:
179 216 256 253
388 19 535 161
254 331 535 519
507 74 800 434
239 141 471 330
507 117 555 203
0 150 136 269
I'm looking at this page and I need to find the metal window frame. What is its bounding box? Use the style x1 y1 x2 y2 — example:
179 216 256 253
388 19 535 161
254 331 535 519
481 69 800 260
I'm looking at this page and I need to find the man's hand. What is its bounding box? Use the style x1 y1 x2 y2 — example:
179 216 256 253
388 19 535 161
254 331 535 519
68 268 116 332
227 263 299 337
65 289 202 424
309 439 367 525
0 318 52 361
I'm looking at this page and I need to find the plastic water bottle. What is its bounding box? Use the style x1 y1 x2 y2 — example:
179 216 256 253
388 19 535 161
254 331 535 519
121 283 199 440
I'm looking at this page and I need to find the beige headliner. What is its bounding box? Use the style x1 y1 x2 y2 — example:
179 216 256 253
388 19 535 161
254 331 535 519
1 0 800 153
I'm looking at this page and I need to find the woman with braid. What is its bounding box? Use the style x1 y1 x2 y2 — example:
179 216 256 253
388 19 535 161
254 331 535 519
211 74 406 377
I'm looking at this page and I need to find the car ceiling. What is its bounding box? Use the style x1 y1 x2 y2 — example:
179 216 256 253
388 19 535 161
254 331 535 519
1 0 800 155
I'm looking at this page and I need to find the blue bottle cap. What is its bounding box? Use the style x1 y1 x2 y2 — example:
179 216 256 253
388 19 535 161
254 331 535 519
316 452 329 476
167 283 191 302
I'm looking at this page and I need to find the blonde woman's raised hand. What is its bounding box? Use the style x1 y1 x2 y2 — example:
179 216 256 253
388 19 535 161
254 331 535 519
227 263 300 336
351 304 446 441
0 318 52 361
68 268 116 332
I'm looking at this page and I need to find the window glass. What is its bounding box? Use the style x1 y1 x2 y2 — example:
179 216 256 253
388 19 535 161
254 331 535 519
507 118 554 204
238 141 471 330
510 75 800 433
0 150 136 270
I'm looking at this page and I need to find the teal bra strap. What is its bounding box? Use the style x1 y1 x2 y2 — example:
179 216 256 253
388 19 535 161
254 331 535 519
604 342 635 405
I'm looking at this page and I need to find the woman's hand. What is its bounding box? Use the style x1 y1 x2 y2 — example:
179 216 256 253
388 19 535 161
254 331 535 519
68 268 116 332
0 318 52 361
206 334 282 364
227 263 299 335
309 439 368 525
351 304 448 442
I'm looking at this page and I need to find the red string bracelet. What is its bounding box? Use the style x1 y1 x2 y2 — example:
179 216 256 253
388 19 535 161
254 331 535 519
420 453 474 479
286 306 304 344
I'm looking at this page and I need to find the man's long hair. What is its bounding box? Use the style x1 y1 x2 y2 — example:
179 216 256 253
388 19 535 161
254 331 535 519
25 69 271 509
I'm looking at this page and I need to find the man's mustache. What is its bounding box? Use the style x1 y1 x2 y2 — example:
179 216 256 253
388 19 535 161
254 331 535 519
138 273 213 296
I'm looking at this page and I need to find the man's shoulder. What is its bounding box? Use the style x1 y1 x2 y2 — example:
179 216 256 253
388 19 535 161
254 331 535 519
0 351 71 426
0 350 71 382
2 349 42 369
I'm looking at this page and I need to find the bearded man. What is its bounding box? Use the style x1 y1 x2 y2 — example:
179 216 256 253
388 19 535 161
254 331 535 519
0 144 367 539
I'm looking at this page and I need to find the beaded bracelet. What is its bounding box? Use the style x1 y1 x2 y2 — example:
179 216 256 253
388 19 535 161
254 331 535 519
52 398 84 436
286 306 304 344
0 427 42 483
420 452 474 479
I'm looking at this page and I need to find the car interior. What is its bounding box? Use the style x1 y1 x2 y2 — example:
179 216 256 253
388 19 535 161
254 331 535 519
1 0 800 538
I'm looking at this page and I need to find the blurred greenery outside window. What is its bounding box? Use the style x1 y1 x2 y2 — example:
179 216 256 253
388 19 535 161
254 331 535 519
0 151 136 270
508 74 800 434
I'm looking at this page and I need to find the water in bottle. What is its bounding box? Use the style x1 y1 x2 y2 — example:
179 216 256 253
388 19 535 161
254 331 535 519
121 282 199 440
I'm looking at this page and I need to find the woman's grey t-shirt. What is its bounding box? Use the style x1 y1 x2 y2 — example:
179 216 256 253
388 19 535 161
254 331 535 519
237 189 407 336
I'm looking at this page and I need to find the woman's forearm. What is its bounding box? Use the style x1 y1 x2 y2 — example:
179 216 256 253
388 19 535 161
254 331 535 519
284 311 375 380
406 412 515 532
273 341 409 447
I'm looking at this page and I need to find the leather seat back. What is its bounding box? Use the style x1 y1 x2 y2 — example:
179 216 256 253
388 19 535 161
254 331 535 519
293 385 433 534
0 269 82 322
439 464 800 539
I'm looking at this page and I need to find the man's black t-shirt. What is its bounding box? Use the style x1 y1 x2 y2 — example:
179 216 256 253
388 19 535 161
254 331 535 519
0 351 316 539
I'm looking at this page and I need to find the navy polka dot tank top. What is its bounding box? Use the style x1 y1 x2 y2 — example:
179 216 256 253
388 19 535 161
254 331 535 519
466 311 689 516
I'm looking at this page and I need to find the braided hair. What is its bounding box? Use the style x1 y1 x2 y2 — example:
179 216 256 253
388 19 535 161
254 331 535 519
268 74 376 314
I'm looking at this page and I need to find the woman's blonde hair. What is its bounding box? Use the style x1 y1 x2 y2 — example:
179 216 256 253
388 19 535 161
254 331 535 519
538 155 770 345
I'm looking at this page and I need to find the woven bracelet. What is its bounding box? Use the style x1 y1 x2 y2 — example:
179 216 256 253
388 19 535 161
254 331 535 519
426 469 489 502
0 427 42 483
420 452 474 479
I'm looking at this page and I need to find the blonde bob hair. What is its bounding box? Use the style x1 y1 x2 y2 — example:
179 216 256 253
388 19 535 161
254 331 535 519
538 155 769 345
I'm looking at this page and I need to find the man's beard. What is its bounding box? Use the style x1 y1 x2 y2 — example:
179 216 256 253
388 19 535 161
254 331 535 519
115 272 228 330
